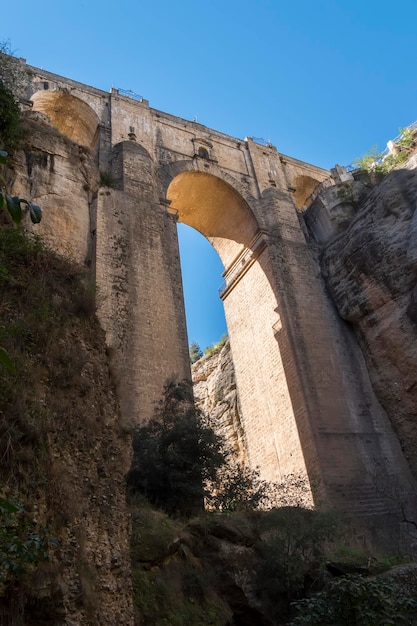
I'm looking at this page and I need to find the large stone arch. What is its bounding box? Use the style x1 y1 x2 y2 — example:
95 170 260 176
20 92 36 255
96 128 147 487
164 168 313 492
94 144 414 516
159 159 256 215
167 170 258 269
31 90 99 149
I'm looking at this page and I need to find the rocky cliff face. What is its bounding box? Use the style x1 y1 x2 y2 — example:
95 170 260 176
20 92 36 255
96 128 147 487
1 115 133 624
321 156 417 476
0 236 133 624
192 340 247 462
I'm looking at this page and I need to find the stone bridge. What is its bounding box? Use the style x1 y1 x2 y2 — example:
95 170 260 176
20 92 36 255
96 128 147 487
18 62 414 517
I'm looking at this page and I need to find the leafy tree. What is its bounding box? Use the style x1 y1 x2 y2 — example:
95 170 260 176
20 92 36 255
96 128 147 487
0 82 21 150
127 378 281 517
206 462 269 512
353 146 384 172
353 126 416 177
0 47 42 227
189 340 203 364
0 42 27 150
0 42 27 95
0 151 42 371
127 379 226 517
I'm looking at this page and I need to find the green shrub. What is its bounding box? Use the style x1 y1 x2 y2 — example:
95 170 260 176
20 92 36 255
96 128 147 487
206 462 269 512
99 170 115 188
132 565 228 626
0 493 57 594
353 126 416 178
291 573 417 625
255 507 338 622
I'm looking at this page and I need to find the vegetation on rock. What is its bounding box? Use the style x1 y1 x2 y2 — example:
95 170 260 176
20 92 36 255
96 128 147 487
0 82 22 151
256 506 338 622
0 53 131 620
0 495 56 594
204 333 228 358
353 126 416 177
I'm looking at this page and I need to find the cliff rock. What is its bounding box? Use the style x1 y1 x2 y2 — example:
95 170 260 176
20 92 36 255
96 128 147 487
321 156 417 475
0 116 133 623
192 340 247 462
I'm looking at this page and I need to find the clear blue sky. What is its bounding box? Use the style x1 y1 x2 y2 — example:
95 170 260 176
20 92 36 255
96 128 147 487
3 0 417 349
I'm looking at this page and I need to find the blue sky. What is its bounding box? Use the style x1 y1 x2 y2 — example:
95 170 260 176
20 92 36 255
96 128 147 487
3 0 417 349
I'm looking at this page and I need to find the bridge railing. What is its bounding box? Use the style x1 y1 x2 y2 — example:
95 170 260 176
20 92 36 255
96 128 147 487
113 88 144 102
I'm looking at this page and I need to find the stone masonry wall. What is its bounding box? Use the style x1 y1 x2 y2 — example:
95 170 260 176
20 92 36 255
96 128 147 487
95 150 190 425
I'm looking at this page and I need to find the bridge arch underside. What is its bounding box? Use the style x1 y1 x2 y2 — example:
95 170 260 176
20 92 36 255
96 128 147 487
23 91 100 262
167 171 312 497
31 90 99 149
167 171 257 269
292 174 321 211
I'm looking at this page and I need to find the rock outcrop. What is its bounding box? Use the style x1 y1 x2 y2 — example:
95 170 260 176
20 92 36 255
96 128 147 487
192 340 247 462
321 156 417 476
130 504 331 626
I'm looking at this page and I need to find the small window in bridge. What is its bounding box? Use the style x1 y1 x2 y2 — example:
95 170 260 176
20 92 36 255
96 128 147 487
198 147 209 159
